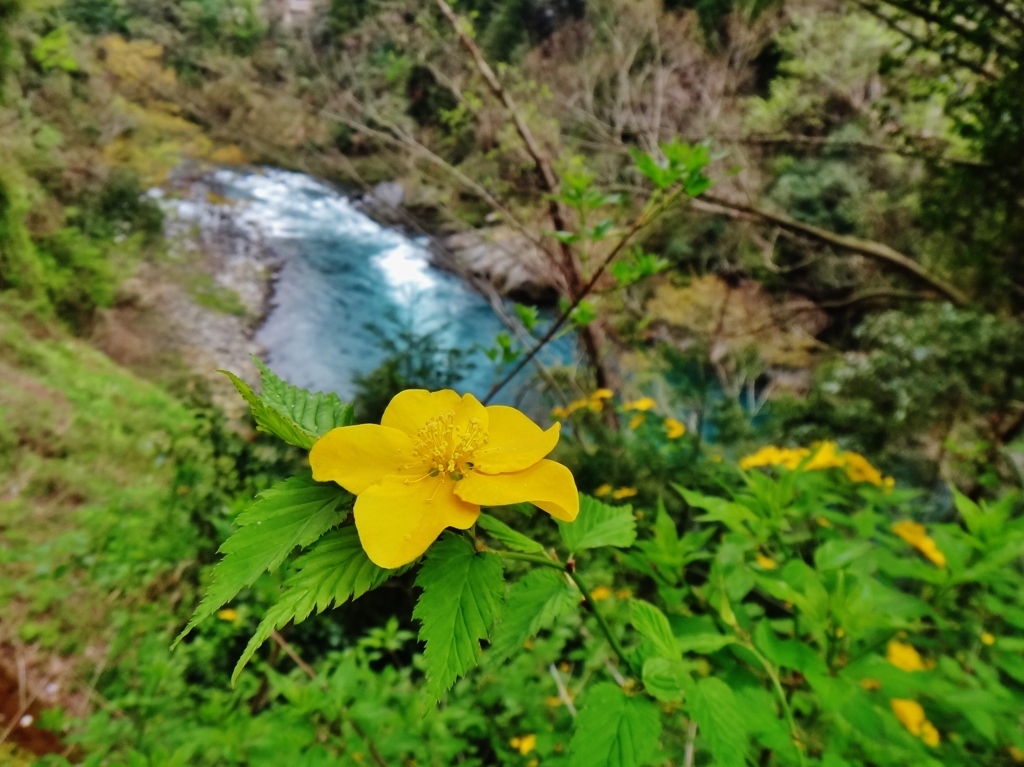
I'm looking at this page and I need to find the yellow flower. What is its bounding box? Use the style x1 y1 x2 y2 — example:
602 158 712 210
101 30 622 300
891 699 940 746
842 451 885 486
624 397 656 411
590 585 612 601
920 720 940 747
545 696 563 707
859 678 882 691
594 483 613 497
567 398 589 414
615 588 633 599
805 441 844 471
892 521 947 568
628 413 645 430
1009 746 1024 763
835 627 845 638
310 390 579 568
816 515 833 528
510 734 537 755
591 388 614 400
755 553 778 570
891 698 925 735
663 417 686 439
886 640 926 672
612 487 638 499
217 608 238 622
981 632 996 646
550 406 568 420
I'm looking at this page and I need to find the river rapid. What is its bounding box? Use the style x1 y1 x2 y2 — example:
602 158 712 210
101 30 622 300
209 168 574 407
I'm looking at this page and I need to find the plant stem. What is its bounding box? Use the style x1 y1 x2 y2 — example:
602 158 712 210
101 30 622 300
567 569 633 674
488 549 633 674
489 549 565 570
745 641 806 767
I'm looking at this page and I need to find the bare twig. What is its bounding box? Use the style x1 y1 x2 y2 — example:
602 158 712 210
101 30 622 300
683 719 698 767
547 663 578 717
699 192 969 305
269 631 389 767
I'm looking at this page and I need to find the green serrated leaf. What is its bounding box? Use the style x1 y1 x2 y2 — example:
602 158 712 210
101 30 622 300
222 370 318 449
231 527 400 683
570 682 662 767
253 357 353 437
477 513 545 553
413 534 504 700
631 599 681 662
642 657 689 702
174 475 348 647
559 494 637 552
489 569 577 663
688 677 749 767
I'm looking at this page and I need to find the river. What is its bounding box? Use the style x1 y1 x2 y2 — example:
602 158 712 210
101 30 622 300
210 168 575 407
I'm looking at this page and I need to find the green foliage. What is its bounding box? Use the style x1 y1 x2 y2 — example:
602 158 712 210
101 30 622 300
413 533 505 700
64 0 128 34
32 25 78 72
558 493 637 551
232 526 398 682
489 567 577 662
569 683 662 767
0 0 20 99
175 475 350 645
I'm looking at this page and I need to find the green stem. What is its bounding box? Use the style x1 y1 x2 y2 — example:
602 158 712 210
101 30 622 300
490 549 564 570
745 642 806 767
567 570 633 674
488 549 633 674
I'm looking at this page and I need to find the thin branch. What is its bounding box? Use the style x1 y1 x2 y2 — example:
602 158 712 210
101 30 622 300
269 631 389 767
699 192 969 305
482 184 691 403
683 720 698 767
547 663 578 717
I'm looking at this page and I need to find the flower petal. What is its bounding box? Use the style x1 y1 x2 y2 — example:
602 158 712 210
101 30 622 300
309 424 417 494
381 389 489 438
354 475 479 568
454 459 579 522
473 405 561 474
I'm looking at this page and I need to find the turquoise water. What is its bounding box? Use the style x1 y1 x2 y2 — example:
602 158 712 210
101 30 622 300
213 168 575 406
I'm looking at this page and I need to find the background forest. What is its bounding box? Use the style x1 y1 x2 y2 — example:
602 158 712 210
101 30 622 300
1 0 1024 764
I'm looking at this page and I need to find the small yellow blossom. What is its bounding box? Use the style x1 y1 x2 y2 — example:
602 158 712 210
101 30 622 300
217 609 238 622
755 554 778 570
523 640 534 650
1009 746 1024 763
886 640 926 672
859 678 882 691
612 487 638 500
591 389 614 400
624 397 657 412
545 696 563 707
615 588 633 599
550 406 568 419
663 417 686 439
510 734 537 755
739 443 894 486
835 628 845 638
981 632 996 646
351 752 364 763
568 398 589 414
816 515 833 528
310 390 579 568
629 413 645 430
590 585 613 601
528 760 538 767
595 483 613 497
891 699 940 746
587 398 603 412
892 521 947 568
891 699 925 735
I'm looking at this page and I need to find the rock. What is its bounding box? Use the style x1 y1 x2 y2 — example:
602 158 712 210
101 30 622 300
440 226 561 302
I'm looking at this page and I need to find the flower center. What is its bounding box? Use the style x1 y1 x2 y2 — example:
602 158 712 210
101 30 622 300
411 412 488 480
